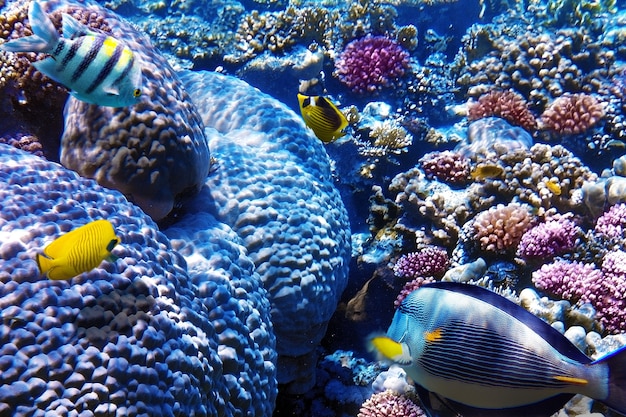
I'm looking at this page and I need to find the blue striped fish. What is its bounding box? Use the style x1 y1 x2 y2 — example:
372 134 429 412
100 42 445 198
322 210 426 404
370 282 626 417
0 1 142 107
36 219 120 280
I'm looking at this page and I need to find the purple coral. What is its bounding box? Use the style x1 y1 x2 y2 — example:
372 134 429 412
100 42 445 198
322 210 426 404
595 203 626 239
532 260 599 302
395 276 435 308
393 246 450 280
517 218 579 260
335 35 410 94
358 390 426 417
418 150 471 185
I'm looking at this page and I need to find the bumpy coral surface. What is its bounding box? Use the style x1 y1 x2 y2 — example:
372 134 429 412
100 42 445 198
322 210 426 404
40 0 211 222
595 203 626 239
472 203 535 253
358 390 425 417
177 70 351 393
540 93 605 136
418 150 471 186
393 246 449 280
467 90 537 132
0 144 276 416
335 35 410 95
517 217 580 260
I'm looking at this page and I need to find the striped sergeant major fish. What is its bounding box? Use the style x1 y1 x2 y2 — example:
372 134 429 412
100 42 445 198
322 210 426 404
0 0 142 107
370 282 626 417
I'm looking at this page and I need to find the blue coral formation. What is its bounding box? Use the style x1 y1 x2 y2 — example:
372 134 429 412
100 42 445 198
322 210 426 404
178 70 352 393
0 143 277 416
40 0 211 222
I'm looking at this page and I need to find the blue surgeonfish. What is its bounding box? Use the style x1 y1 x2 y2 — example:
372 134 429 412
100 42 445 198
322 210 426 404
0 1 142 107
298 93 349 143
370 282 626 417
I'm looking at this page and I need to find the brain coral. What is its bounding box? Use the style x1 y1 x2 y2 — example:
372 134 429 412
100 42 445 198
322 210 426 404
176 70 351 393
335 35 410 95
39 0 211 221
0 144 275 416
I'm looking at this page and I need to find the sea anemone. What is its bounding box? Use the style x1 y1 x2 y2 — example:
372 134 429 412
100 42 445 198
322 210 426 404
335 35 410 95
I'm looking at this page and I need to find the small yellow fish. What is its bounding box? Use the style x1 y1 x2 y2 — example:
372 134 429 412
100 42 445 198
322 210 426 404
545 178 562 196
470 164 504 180
297 93 349 143
36 219 120 280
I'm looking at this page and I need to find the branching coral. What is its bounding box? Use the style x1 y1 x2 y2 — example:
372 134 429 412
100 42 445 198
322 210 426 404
595 203 626 240
418 150 471 186
335 35 410 95
472 203 535 254
540 93 606 136
358 390 426 417
467 89 537 132
517 216 580 261
356 120 413 157
393 246 450 280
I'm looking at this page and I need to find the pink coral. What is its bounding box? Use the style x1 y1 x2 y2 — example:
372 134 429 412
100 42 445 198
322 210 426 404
594 203 626 239
358 390 426 417
418 150 471 185
395 276 435 308
540 93 605 135
335 35 410 95
472 203 535 253
393 246 450 280
532 260 599 302
467 90 537 132
516 218 579 260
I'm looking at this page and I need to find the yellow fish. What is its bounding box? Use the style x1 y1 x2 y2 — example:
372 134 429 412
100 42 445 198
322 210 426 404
297 93 349 143
545 178 562 196
470 164 504 180
36 219 120 280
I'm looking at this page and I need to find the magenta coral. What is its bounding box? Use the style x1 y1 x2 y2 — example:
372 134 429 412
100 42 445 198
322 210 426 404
540 93 605 135
395 276 435 308
418 150 471 185
335 35 410 95
468 90 537 132
472 203 535 253
531 260 598 302
358 390 425 417
517 218 579 260
393 246 450 280
595 203 626 239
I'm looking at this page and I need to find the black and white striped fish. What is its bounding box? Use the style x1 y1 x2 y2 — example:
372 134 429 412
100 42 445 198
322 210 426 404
0 0 142 107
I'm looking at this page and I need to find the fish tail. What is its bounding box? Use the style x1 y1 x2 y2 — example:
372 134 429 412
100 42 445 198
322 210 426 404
35 253 54 278
0 1 58 53
595 345 626 414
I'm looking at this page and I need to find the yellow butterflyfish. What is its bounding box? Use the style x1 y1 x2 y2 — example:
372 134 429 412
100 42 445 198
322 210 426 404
36 219 120 280
297 93 349 143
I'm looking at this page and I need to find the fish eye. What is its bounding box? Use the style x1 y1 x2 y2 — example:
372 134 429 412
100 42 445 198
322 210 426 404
133 89 141 98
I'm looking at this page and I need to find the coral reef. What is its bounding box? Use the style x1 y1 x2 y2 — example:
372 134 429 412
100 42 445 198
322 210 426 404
467 89 537 132
334 35 410 95
459 117 533 159
472 203 535 254
393 246 449 280
358 390 425 417
178 70 351 393
418 150 470 186
0 144 275 416
594 203 626 239
532 260 601 302
516 217 580 261
394 276 435 308
33 0 212 222
540 93 606 136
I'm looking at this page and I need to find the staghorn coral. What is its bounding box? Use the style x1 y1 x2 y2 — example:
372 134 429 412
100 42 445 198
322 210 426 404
28 0 211 222
0 144 275 417
179 70 351 394
418 150 471 186
334 35 410 95
358 390 425 417
393 246 449 280
472 202 535 254
467 89 537 132
540 93 606 136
